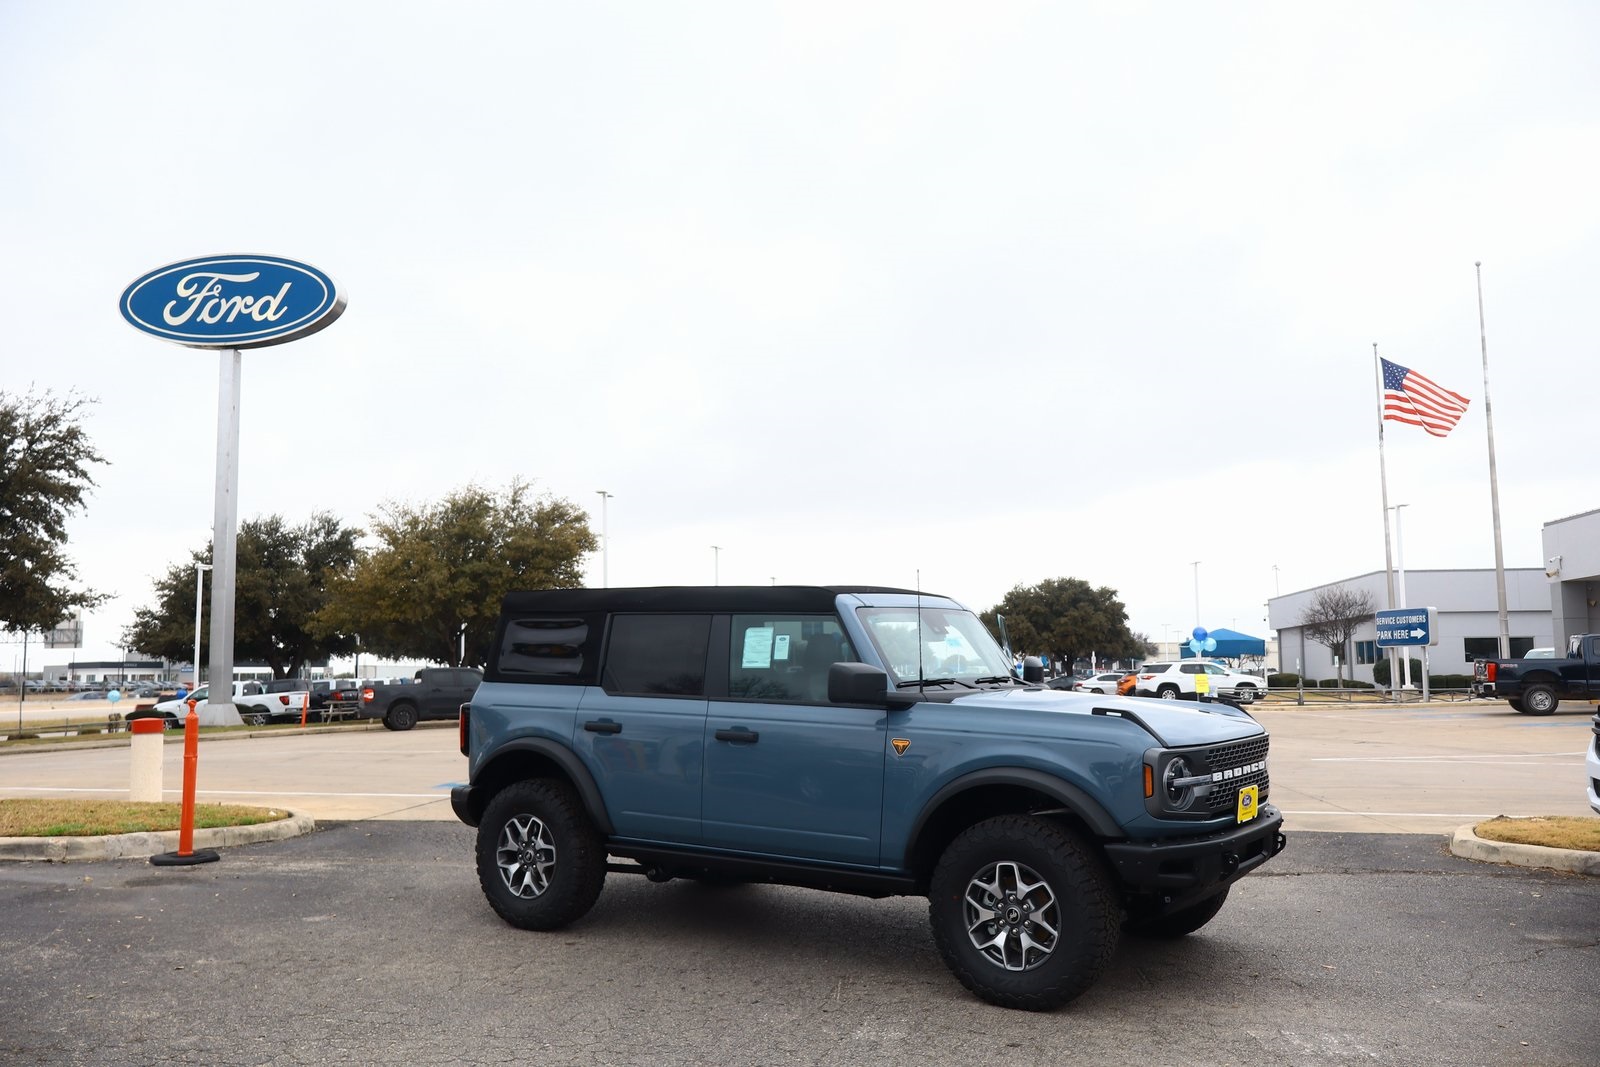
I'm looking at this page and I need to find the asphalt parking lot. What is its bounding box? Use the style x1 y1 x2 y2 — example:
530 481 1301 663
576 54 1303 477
1 701 1596 1065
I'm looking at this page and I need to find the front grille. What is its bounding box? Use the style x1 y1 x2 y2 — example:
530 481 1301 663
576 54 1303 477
1204 735 1270 814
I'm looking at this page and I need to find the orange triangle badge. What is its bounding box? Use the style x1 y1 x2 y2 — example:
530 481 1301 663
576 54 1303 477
891 738 911 756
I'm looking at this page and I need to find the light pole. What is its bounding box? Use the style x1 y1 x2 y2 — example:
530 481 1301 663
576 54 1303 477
192 563 212 689
353 632 361 681
711 546 721 585
1191 561 1202 632
595 491 613 588
1390 503 1411 690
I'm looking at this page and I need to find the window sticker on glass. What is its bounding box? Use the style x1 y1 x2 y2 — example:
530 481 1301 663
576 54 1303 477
774 634 791 661
742 627 776 669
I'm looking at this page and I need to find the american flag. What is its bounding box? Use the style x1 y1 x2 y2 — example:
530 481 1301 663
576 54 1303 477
1380 357 1470 438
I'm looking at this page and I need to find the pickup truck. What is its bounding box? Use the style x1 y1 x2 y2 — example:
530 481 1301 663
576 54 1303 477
360 668 482 731
127 681 309 728
1472 634 1600 714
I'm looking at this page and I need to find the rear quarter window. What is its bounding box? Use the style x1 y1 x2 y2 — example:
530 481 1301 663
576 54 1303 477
488 612 604 685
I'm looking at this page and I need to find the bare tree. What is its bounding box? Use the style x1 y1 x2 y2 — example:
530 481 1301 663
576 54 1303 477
1300 585 1375 685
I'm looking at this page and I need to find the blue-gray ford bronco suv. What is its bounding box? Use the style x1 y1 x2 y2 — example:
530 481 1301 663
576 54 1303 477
453 586 1285 1010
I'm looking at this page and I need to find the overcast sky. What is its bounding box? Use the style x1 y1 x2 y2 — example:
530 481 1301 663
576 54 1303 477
3 1 1596 668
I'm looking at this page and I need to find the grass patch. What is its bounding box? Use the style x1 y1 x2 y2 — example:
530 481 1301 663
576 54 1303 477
1474 815 1600 852
0 798 290 838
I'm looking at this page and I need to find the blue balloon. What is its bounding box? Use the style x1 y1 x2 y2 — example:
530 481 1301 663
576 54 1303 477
1192 627 1208 641
1203 637 1217 652
106 689 122 703
1188 638 1203 654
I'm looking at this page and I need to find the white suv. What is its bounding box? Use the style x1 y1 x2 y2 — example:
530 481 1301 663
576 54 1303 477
1586 713 1599 816
1135 661 1265 704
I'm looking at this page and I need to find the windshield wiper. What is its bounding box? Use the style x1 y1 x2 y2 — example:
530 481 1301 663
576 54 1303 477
971 675 1020 686
895 677 972 689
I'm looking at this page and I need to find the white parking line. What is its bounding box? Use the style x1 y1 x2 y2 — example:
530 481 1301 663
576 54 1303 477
1279 810 1493 819
2 786 445 799
1310 752 1583 763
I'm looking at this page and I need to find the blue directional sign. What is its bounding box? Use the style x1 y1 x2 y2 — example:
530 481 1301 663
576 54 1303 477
1375 607 1436 647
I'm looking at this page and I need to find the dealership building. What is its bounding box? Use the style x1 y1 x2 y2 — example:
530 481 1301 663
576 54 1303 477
1268 507 1600 685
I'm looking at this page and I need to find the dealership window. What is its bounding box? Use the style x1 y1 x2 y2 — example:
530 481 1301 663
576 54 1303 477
1462 637 1536 664
1355 641 1377 665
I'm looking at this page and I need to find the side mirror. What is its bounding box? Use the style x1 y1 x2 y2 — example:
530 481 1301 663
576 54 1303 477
829 662 916 707
1022 656 1045 684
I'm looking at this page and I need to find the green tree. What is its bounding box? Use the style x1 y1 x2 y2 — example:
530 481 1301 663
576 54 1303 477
979 578 1146 667
0 389 109 633
317 481 596 668
123 513 363 678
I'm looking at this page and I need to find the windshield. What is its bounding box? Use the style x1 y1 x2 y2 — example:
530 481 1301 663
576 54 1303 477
856 606 1014 684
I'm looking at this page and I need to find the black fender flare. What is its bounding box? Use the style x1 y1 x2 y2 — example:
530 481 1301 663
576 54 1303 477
476 737 615 836
903 766 1123 868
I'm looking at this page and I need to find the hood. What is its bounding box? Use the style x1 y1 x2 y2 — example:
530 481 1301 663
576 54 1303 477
948 686 1264 748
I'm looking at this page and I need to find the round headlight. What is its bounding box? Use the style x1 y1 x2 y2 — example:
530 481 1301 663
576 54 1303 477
1163 756 1196 810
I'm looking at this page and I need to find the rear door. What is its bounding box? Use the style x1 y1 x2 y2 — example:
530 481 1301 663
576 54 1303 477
703 613 885 866
571 613 712 844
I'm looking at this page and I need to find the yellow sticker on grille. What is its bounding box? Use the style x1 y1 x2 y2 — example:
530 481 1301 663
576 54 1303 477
1236 784 1259 823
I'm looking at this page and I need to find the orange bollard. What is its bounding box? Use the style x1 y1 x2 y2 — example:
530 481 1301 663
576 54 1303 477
299 691 310 727
151 705 219 866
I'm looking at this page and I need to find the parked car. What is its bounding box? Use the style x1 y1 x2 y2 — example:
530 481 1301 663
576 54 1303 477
454 585 1285 1010
1072 671 1130 695
1587 712 1600 816
65 690 108 701
1135 661 1265 703
1473 633 1600 715
360 669 482 730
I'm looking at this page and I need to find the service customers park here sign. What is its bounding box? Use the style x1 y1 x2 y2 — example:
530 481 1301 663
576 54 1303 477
120 254 346 348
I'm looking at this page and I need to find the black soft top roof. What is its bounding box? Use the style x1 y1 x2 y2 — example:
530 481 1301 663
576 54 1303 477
499 585 921 615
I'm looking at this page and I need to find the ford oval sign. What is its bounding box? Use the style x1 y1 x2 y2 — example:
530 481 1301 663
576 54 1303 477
120 254 347 349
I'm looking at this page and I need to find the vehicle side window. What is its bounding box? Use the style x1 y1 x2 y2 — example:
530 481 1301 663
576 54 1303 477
1204 664 1227 675
494 613 603 684
602 614 712 697
727 615 855 703
1180 664 1202 675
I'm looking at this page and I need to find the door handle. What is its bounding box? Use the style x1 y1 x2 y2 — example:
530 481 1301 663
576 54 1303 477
584 720 622 734
714 728 759 743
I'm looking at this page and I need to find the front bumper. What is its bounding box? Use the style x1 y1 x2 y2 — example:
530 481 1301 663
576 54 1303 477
1104 805 1285 899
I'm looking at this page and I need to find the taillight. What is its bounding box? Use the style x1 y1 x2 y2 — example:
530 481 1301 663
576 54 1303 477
458 703 471 756
1485 662 1497 682
361 687 375 703
278 695 290 706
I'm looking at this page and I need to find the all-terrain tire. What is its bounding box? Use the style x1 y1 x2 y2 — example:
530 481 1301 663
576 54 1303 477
383 702 418 731
1127 887 1230 939
1520 684 1558 715
928 815 1120 1011
475 779 606 931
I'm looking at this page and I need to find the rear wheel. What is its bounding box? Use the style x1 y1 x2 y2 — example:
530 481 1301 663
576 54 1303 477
1127 887 1229 939
1157 685 1180 700
1521 684 1558 715
476 779 606 931
928 815 1120 1011
383 703 418 731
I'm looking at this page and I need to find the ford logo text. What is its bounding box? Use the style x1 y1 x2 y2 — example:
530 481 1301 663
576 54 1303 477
121 254 347 348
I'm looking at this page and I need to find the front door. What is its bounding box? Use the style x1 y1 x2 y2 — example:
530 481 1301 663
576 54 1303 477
702 615 885 866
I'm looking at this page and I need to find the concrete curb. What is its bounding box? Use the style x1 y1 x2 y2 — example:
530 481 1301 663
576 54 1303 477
0 809 316 862
1449 822 1600 875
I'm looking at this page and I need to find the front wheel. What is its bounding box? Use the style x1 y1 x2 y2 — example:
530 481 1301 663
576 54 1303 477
928 815 1120 1011
476 779 606 931
1127 887 1230 939
383 703 418 731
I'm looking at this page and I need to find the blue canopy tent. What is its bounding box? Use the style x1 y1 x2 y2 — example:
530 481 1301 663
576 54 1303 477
1179 628 1266 659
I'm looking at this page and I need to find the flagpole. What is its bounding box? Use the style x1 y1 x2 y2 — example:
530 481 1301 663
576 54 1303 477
1374 342 1399 695
1476 262 1510 657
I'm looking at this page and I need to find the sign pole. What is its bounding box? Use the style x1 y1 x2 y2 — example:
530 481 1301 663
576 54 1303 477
205 348 243 726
